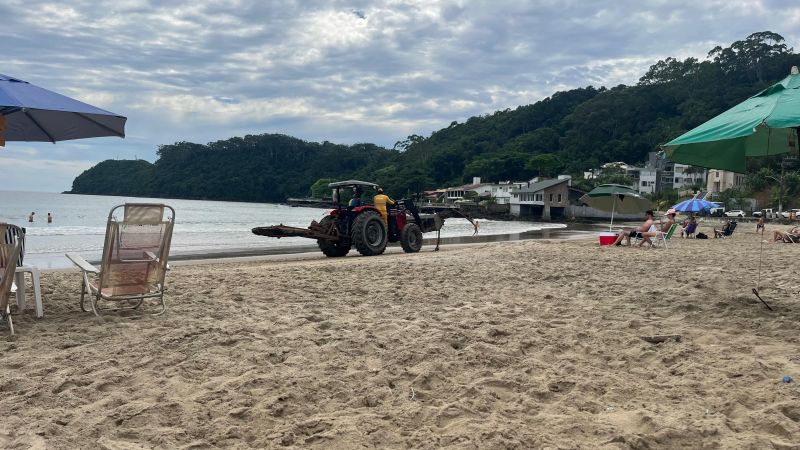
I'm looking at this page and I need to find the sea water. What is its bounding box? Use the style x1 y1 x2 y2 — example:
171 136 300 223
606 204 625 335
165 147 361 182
0 191 565 268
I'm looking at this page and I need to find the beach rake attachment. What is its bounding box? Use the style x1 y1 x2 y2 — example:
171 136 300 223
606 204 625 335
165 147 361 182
252 221 338 240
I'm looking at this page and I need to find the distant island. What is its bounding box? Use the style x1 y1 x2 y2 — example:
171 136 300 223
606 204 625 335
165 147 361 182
70 32 800 202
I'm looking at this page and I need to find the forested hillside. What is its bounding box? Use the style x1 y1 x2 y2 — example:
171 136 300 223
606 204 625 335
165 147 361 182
71 32 800 202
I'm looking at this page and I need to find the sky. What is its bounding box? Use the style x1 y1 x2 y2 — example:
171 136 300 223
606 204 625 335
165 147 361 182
2 0 800 192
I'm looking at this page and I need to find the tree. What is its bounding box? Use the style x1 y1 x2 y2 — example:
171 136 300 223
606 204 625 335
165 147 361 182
525 154 563 178
708 31 790 82
310 178 335 198
639 57 700 85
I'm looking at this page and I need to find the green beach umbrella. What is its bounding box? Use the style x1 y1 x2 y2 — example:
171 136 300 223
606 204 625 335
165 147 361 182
579 184 651 228
663 67 800 172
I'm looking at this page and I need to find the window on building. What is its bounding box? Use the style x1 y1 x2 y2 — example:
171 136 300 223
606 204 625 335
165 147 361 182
534 193 543 202
557 194 562 202
549 194 553 202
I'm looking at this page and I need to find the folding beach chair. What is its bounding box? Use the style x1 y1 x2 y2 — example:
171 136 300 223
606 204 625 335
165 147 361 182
651 223 679 249
2 223 43 318
714 221 737 238
783 232 800 243
632 224 658 247
0 226 22 335
66 204 175 316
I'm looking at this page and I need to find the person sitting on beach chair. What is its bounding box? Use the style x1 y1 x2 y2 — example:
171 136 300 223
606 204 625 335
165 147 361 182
611 210 654 246
681 216 697 238
773 226 800 242
637 209 677 247
714 220 737 238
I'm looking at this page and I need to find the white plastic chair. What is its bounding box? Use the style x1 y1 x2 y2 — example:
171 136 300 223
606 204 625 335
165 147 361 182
1 226 22 335
2 224 42 318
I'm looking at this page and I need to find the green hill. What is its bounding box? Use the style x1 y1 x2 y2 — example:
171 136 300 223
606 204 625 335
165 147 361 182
70 32 800 201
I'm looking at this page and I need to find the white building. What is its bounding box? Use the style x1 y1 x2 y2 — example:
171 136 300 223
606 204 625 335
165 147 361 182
671 163 706 190
444 177 493 202
637 168 658 194
509 178 570 220
707 170 746 193
491 181 527 205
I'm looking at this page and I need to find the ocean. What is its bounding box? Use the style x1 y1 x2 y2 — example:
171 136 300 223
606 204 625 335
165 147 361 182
0 191 566 268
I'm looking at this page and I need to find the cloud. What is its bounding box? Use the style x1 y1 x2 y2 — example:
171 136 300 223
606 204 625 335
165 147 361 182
1 0 800 191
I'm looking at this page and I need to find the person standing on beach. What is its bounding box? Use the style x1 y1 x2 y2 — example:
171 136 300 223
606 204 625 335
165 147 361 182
473 220 479 236
28 212 35 222
373 187 395 224
47 213 53 224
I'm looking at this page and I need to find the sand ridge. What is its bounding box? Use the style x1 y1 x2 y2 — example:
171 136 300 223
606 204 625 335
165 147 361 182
1 226 799 448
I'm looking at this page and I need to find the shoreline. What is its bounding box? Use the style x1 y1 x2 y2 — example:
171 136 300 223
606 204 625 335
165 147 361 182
28 223 603 271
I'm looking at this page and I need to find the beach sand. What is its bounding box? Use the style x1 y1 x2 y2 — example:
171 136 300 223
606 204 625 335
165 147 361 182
2 224 800 448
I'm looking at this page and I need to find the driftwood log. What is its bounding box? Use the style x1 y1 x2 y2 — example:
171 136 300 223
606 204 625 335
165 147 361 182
639 334 682 344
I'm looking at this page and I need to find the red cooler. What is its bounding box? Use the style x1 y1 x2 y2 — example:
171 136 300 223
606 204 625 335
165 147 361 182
598 232 617 246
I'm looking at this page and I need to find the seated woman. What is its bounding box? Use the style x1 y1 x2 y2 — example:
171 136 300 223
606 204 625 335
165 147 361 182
681 217 697 238
714 220 731 238
773 226 800 242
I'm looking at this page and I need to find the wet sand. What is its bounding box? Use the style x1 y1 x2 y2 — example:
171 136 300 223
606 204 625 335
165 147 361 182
2 223 799 448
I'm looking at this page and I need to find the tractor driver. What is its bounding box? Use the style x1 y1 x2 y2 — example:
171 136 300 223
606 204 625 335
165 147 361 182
349 189 362 207
373 187 395 225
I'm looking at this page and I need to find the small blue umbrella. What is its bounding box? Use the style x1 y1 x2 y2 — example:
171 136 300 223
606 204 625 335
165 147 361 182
672 198 716 212
0 74 126 144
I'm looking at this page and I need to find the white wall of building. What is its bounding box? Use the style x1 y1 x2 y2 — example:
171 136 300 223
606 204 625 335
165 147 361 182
707 170 745 193
638 169 658 194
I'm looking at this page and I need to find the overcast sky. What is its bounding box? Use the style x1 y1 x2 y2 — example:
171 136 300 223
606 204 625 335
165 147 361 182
2 0 800 192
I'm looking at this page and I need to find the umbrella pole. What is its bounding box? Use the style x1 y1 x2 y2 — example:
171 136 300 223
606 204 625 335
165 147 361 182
609 195 617 230
752 224 773 311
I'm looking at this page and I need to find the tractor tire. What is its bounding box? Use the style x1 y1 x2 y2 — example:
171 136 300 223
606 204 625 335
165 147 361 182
400 223 423 253
317 215 350 257
352 210 388 256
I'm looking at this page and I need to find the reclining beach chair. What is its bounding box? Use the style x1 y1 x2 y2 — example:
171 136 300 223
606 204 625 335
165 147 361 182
0 225 22 335
66 204 175 316
2 223 43 318
714 221 737 238
779 228 800 243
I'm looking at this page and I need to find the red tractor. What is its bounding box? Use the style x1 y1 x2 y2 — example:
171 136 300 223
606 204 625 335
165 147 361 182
253 180 441 257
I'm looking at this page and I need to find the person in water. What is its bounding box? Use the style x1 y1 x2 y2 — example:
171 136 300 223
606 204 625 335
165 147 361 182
47 212 53 224
28 212 35 222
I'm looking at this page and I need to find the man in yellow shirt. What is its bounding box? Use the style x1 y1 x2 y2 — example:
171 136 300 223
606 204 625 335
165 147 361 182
373 187 395 224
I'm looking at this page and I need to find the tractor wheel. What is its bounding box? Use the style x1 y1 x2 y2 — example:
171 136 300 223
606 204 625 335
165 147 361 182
400 223 423 253
352 210 387 256
317 215 350 257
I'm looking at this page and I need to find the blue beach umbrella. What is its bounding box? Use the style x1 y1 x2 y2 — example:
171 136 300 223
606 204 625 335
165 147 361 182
672 198 716 213
0 74 126 146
